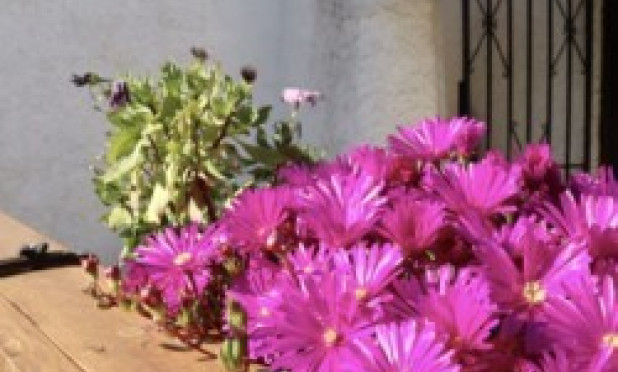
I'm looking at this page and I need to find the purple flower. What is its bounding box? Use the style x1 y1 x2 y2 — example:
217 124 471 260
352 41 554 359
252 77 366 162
299 171 386 247
390 267 498 354
259 272 373 372
544 192 618 260
425 160 520 218
388 117 484 161
544 276 618 370
110 80 130 109
333 243 402 307
133 224 216 312
476 217 590 312
571 166 618 199
353 320 460 372
379 195 446 257
517 143 562 193
223 186 292 253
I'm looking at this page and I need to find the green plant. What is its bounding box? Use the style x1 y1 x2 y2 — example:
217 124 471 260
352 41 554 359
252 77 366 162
75 51 316 256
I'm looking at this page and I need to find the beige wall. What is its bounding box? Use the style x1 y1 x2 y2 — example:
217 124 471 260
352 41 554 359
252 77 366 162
0 1 442 261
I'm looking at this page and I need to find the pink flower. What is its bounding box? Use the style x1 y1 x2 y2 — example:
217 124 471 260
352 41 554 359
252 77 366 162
390 267 498 353
299 171 386 247
134 224 216 312
333 243 402 307
544 276 618 370
425 160 520 218
282 88 322 107
543 192 618 260
353 320 460 372
223 186 292 253
571 166 618 199
388 117 484 161
476 217 590 312
379 195 446 257
259 272 373 372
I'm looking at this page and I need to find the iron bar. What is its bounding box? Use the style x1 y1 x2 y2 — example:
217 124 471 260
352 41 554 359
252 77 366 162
507 0 513 157
565 0 573 175
526 0 533 143
584 0 592 170
546 0 553 143
486 0 493 148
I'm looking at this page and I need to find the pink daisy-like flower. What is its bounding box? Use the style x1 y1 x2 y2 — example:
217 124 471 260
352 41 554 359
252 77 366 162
287 243 332 278
342 145 392 182
452 117 485 157
134 224 216 312
390 267 497 354
425 160 520 218
260 272 373 372
299 171 386 247
544 192 618 260
379 195 446 257
388 117 484 161
476 218 590 312
332 242 402 307
571 166 618 199
544 275 618 370
517 143 563 193
223 186 292 253
353 320 460 372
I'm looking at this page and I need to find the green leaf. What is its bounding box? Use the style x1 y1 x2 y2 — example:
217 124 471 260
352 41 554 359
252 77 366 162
102 145 143 183
145 184 170 223
238 142 287 167
106 126 142 163
106 206 132 229
253 105 271 127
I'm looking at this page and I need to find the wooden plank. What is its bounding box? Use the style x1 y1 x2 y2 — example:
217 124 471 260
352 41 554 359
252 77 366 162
0 295 82 372
0 268 228 372
0 213 254 372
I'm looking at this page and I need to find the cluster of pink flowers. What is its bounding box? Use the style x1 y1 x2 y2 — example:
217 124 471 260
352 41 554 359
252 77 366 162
124 117 618 371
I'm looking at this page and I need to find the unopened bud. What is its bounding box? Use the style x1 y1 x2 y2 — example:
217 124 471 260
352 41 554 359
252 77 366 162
240 65 257 84
81 254 99 277
190 47 208 61
105 264 121 281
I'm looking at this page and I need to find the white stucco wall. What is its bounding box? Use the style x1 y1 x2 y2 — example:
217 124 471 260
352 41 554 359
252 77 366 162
0 1 440 261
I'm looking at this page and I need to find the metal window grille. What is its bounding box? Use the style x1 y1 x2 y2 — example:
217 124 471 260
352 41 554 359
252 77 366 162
459 0 594 173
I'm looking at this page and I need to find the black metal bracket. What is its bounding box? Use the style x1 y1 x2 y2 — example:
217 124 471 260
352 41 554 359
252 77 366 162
0 242 83 278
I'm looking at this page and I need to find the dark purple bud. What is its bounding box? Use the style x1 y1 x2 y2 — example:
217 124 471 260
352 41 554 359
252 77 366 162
139 285 162 307
104 264 121 282
190 47 208 61
110 81 130 109
81 254 99 276
240 65 257 84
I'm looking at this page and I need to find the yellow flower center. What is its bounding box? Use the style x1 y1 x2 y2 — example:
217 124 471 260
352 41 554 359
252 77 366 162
322 328 339 347
173 252 192 266
355 287 368 301
260 306 270 317
522 281 546 304
603 333 618 348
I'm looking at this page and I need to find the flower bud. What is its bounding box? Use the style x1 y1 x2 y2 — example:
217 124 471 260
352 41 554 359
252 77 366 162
139 285 162 308
81 254 99 277
104 264 121 281
240 65 257 84
190 47 208 61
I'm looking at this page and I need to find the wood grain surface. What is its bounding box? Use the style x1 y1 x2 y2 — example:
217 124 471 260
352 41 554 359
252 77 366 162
0 212 245 372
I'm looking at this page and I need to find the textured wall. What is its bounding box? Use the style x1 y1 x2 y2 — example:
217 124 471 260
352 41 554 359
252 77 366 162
0 1 440 261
